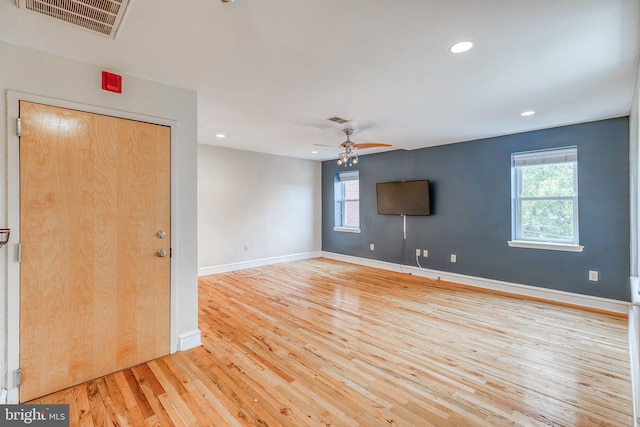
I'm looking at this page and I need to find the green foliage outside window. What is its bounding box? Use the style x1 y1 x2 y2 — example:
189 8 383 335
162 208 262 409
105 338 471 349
519 163 575 242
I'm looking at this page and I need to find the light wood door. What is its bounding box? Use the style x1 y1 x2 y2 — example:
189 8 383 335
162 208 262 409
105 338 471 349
18 101 171 402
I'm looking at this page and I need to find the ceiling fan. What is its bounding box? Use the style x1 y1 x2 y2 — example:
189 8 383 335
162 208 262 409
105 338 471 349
328 128 392 167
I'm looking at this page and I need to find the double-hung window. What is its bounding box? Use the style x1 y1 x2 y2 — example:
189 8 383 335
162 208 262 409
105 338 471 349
334 170 361 233
508 147 583 252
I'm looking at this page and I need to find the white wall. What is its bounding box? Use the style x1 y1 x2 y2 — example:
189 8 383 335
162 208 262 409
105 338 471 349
633 61 640 278
629 54 640 425
0 41 200 401
197 144 321 274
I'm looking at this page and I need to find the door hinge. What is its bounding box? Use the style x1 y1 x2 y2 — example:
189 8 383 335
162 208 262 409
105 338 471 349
170 247 172 258
14 369 21 388
16 118 21 137
17 243 22 263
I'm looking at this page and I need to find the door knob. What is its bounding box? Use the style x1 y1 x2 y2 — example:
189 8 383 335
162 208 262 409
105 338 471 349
157 249 167 257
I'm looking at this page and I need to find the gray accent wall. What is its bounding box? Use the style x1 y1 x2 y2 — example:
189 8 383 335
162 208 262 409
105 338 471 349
322 117 630 301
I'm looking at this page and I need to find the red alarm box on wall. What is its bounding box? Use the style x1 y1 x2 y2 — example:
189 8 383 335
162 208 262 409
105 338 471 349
102 71 122 93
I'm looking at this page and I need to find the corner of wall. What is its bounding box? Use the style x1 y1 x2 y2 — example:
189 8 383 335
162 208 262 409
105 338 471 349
177 330 202 351
631 59 640 277
630 57 640 427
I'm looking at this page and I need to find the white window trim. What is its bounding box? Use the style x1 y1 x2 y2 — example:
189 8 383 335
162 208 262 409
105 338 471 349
333 226 361 233
511 147 580 249
507 240 584 252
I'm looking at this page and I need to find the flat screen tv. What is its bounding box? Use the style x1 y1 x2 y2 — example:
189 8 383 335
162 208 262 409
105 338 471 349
376 180 431 216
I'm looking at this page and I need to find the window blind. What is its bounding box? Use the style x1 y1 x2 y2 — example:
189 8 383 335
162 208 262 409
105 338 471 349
513 147 577 167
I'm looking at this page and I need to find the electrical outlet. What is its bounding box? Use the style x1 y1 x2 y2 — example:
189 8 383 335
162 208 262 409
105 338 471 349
415 249 421 256
450 254 457 263
589 270 599 282
423 249 429 257
370 243 375 251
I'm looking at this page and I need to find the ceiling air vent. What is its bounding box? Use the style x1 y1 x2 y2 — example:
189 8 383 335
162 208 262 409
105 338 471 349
17 0 131 38
326 116 350 125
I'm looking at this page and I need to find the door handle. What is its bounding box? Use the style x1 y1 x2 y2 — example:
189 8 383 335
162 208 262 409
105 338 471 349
157 249 167 257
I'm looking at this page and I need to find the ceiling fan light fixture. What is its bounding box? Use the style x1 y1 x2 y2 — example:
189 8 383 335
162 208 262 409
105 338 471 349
332 126 391 166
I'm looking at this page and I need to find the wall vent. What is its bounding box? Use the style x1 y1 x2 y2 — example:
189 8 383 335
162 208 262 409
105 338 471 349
17 0 131 38
326 116 350 125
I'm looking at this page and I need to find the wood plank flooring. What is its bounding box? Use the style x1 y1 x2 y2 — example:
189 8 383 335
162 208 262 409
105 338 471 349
30 258 633 426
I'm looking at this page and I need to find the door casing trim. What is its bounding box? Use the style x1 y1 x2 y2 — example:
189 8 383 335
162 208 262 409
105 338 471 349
6 91 179 403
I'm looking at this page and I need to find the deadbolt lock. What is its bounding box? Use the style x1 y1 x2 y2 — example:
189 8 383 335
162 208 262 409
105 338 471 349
157 249 167 257
157 231 166 239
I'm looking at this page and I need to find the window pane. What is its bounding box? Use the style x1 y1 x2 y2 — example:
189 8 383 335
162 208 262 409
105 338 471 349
334 170 360 230
521 163 574 197
343 180 359 200
520 199 574 241
343 200 360 227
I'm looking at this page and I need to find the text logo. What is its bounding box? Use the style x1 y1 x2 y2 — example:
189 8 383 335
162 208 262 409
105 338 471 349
1 405 69 426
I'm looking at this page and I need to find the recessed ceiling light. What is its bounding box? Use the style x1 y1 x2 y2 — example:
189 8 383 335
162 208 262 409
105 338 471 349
521 111 536 117
215 134 226 138
449 41 473 54
311 150 318 154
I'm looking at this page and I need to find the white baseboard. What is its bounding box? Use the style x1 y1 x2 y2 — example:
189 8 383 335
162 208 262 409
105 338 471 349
633 277 640 306
7 388 18 404
198 251 323 276
0 389 6 404
631 277 640 426
178 329 202 351
322 251 630 314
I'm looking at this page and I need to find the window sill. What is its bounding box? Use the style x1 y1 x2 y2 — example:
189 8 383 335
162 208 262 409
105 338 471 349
333 227 361 234
507 240 584 252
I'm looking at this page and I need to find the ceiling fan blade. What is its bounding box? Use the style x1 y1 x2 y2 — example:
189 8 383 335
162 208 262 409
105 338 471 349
313 143 337 147
352 143 392 149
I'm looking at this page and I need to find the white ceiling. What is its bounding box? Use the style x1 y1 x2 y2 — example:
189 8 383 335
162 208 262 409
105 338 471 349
1 0 639 161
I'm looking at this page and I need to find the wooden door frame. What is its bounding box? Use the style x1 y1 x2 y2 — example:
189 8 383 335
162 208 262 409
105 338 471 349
5 91 178 403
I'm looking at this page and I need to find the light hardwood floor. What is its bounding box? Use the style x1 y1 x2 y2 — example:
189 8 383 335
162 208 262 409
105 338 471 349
30 258 632 426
